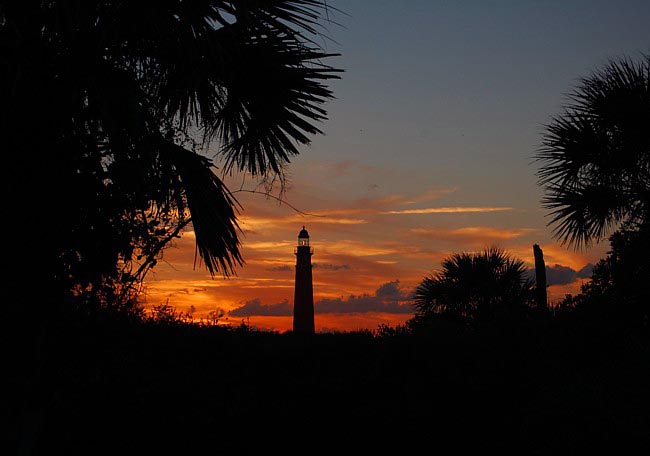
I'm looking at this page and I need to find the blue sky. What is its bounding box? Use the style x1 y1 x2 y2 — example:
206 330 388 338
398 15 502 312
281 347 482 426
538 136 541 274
312 0 649 203
145 1 650 331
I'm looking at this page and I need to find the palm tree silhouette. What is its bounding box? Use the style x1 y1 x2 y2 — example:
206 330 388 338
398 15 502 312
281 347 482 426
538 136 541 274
535 55 650 248
1 2 341 307
414 248 532 322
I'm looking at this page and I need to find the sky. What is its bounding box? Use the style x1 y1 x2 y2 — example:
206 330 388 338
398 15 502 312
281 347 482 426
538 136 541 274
144 0 650 332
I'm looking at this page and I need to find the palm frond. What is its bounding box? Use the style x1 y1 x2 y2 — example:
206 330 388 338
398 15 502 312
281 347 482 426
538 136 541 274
87 57 243 277
1 0 342 308
159 142 243 276
535 54 650 248
415 248 530 320
209 30 341 176
97 0 341 179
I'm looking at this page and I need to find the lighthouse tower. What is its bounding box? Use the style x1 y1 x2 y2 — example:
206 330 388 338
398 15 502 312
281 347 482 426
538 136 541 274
293 226 315 334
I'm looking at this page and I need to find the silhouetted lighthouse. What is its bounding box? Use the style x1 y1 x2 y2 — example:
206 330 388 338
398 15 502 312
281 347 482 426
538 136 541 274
293 226 315 334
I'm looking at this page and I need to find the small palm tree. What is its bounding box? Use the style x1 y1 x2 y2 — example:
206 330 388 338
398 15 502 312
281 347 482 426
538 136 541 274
535 55 650 248
414 248 532 322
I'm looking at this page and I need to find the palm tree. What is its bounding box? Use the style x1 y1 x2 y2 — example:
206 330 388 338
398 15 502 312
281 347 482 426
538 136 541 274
535 55 650 248
414 248 532 322
1 1 341 310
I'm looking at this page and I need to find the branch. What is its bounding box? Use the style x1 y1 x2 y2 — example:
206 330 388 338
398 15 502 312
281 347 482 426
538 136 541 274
132 217 194 281
230 189 325 217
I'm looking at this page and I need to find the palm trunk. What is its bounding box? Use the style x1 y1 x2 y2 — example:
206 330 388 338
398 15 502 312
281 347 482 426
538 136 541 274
533 244 547 309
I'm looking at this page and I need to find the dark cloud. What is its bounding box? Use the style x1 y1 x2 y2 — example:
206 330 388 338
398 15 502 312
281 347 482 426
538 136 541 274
546 264 578 285
376 280 407 299
576 263 595 278
525 263 595 286
229 281 414 317
266 265 293 272
315 295 413 314
316 280 413 314
313 263 351 271
229 299 292 317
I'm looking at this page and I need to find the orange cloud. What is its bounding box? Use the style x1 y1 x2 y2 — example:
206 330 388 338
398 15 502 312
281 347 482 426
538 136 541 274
310 207 376 216
141 166 609 333
401 186 458 205
410 226 536 242
239 214 368 232
381 206 513 215
144 228 422 326
320 240 402 257
244 241 294 251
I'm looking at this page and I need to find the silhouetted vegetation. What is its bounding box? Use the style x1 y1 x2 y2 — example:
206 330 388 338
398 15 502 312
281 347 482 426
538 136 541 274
536 54 649 248
414 248 533 324
559 224 650 324
4 2 649 451
8 314 649 453
1 1 340 316
536 54 650 324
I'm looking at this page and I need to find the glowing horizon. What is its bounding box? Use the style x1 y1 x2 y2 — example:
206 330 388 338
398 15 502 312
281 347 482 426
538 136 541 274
140 0 643 332
144 184 603 333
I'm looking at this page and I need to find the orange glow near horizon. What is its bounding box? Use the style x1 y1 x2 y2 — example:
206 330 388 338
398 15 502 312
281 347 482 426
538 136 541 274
142 165 607 333
231 313 414 333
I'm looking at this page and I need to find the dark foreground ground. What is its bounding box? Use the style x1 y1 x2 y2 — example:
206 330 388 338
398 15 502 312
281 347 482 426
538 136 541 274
7 316 650 453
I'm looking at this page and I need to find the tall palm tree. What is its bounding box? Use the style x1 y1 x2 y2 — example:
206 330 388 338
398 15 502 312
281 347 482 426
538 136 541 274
535 55 650 248
0 1 341 310
414 248 532 322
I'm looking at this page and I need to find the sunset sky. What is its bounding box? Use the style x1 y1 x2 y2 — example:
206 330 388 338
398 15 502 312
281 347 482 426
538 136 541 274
144 1 650 332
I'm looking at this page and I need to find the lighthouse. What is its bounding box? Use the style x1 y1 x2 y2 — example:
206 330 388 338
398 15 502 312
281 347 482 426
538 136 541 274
293 226 315 334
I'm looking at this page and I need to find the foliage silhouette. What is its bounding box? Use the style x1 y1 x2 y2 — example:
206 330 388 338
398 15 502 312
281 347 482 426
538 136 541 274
535 54 650 248
560 224 650 324
148 302 194 326
414 247 533 323
9 314 649 453
0 1 341 313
